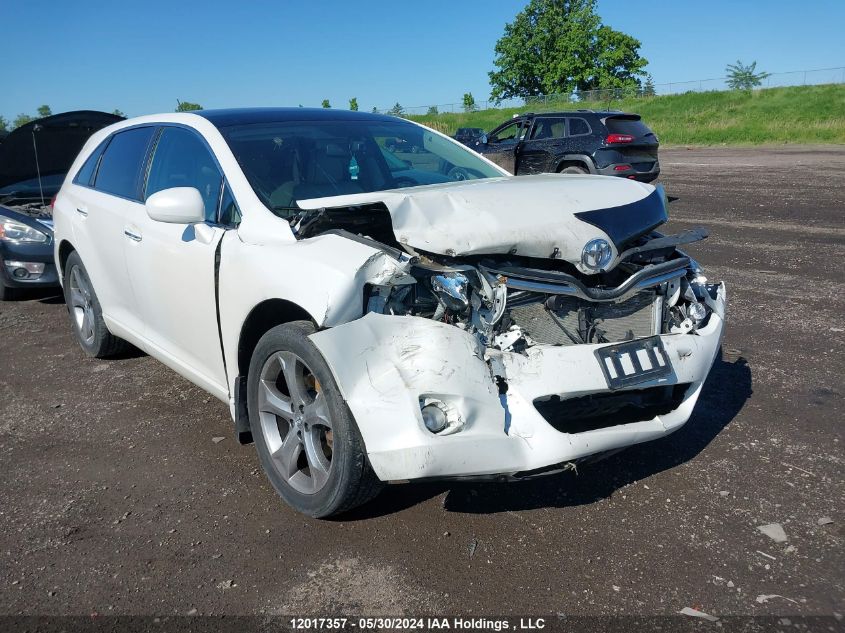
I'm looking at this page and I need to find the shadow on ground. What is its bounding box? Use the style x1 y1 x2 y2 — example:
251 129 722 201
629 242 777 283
343 355 752 519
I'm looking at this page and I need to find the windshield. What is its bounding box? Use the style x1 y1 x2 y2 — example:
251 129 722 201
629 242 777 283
219 119 504 216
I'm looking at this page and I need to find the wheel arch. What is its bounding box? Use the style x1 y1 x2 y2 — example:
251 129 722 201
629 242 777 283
237 298 317 379
57 239 76 281
231 298 317 445
555 154 596 173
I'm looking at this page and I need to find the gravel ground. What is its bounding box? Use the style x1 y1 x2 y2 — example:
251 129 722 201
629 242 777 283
0 145 842 626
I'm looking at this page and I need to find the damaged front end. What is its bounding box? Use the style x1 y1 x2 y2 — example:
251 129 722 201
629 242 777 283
301 178 727 481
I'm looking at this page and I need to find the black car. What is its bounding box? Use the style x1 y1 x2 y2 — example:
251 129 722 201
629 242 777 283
473 111 660 182
383 136 423 153
0 110 123 300
453 127 485 146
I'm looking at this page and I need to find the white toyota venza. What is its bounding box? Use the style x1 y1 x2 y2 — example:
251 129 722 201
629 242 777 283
53 109 727 517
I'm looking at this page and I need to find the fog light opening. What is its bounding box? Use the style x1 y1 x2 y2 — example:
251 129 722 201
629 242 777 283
419 398 464 435
421 404 448 434
5 260 45 280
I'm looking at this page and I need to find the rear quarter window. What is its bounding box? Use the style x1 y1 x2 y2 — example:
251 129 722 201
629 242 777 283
604 117 653 137
73 139 109 186
568 118 591 136
93 127 156 200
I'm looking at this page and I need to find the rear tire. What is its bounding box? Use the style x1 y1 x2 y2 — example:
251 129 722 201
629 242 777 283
248 321 384 518
559 164 588 175
62 251 128 358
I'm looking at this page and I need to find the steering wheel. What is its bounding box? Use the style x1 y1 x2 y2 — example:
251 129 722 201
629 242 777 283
447 166 470 181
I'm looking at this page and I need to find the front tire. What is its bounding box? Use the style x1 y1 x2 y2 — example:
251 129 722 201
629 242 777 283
62 251 128 358
247 321 384 518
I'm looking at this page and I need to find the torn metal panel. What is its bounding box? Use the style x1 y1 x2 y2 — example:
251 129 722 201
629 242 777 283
296 174 660 267
309 285 725 481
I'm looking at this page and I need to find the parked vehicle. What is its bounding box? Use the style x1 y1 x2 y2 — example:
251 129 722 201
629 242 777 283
53 108 725 518
383 136 422 153
0 110 123 300
474 111 660 182
453 127 486 146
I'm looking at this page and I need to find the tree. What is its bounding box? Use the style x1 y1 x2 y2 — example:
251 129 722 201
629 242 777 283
387 102 404 116
371 107 379 113
37 105 53 118
0 116 8 133
642 74 656 97
348 97 358 111
176 100 203 112
321 99 331 108
462 92 476 112
725 60 770 90
426 105 439 115
112 109 126 117
488 0 648 101
13 114 35 129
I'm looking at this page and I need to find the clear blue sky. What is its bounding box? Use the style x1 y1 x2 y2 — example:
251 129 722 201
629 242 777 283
3 0 844 119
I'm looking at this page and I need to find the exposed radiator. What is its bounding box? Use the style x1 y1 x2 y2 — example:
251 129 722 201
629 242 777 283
508 292 662 346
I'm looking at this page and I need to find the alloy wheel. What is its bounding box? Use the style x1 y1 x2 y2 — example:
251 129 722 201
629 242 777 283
68 266 96 345
257 351 334 494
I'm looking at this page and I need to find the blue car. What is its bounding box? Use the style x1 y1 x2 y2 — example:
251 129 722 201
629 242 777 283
0 110 122 299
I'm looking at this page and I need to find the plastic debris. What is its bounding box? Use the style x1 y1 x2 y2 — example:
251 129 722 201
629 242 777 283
468 538 478 557
756 594 797 604
757 523 787 542
680 607 718 622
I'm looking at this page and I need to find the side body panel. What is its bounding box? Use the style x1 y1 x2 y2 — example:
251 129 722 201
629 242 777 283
56 183 146 335
124 215 228 399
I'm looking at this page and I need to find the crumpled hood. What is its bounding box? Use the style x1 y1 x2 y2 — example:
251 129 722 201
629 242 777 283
296 174 666 268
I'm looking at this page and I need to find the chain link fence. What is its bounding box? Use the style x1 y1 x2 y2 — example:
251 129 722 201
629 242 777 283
375 66 845 116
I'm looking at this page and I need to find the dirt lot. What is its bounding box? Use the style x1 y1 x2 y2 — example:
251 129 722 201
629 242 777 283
0 146 843 624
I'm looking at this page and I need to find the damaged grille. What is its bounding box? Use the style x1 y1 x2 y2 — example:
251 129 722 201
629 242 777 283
508 291 662 346
535 384 690 434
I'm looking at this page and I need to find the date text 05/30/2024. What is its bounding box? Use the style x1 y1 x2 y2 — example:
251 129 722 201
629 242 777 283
289 618 547 631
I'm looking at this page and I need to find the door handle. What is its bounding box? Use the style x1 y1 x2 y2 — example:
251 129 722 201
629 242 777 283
124 229 142 242
76 208 88 217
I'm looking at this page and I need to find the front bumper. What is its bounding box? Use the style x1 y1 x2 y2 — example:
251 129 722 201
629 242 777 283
0 244 59 289
310 283 726 482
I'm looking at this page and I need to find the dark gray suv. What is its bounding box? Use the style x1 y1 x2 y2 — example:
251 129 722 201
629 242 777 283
473 111 660 182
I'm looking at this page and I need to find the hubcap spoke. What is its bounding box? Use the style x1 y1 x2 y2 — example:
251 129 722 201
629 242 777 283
278 352 309 408
81 310 94 341
270 431 303 479
259 380 295 421
69 287 85 308
304 391 331 429
303 428 331 487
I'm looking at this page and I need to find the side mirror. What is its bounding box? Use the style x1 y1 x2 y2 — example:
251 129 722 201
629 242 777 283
145 187 205 224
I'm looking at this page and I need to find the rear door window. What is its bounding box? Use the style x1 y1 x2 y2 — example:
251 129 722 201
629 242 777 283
605 117 653 137
94 127 156 200
530 118 567 140
146 127 223 223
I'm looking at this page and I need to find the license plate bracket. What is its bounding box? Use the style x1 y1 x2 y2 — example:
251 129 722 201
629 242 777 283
595 336 672 390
